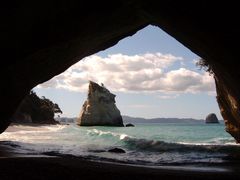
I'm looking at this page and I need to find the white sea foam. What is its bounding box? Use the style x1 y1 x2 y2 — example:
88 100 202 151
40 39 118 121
87 129 130 140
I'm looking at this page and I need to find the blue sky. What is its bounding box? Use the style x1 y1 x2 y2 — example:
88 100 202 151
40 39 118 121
35 25 222 119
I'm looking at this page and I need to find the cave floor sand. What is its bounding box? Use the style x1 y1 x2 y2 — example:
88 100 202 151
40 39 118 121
1 157 240 180
1 143 240 180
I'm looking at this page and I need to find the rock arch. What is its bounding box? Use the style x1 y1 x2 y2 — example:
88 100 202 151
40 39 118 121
1 1 240 142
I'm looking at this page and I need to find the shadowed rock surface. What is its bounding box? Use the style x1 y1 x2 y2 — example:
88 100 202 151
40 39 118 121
77 81 123 126
125 123 135 127
205 113 219 124
11 91 61 124
108 148 126 153
1 1 240 142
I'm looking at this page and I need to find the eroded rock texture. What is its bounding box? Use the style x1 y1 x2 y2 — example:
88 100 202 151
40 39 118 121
215 76 240 143
77 81 123 126
1 1 240 142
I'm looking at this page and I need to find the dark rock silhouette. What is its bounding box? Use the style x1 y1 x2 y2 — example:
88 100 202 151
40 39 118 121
77 81 123 126
12 91 62 124
108 148 126 153
205 113 219 123
125 123 135 127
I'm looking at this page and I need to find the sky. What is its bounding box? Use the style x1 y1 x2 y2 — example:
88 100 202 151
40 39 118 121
34 25 222 119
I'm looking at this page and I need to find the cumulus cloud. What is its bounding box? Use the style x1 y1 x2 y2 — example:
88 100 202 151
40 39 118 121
125 104 156 109
157 94 180 99
37 53 215 94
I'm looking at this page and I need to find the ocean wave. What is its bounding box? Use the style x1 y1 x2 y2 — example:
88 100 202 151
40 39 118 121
3 124 66 135
203 137 236 145
83 129 240 154
2 125 240 163
0 125 67 144
121 136 240 153
44 125 66 132
87 129 129 140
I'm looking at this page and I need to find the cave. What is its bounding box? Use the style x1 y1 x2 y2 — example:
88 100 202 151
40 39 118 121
1 0 240 145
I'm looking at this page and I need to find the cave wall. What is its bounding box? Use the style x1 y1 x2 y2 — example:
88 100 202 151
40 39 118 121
1 1 240 141
0 1 149 132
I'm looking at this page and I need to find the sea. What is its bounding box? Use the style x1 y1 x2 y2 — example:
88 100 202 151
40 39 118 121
1 122 240 167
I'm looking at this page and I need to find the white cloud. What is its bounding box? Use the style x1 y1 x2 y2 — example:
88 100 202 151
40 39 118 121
125 104 156 108
158 94 180 99
38 53 215 94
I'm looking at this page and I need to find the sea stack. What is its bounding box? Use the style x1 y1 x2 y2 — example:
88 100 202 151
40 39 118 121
205 113 219 123
77 81 123 126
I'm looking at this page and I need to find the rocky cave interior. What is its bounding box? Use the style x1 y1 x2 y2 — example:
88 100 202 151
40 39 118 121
1 1 240 143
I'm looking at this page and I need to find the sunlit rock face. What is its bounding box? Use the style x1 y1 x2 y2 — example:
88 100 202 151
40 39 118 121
77 81 123 126
215 76 240 143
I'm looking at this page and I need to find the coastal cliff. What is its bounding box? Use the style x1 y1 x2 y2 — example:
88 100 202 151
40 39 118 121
77 81 123 126
12 91 62 124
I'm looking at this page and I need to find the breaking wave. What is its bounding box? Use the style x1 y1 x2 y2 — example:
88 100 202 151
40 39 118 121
86 128 240 154
122 136 240 153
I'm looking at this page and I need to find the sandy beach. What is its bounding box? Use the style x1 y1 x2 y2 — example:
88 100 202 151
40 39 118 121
1 143 240 180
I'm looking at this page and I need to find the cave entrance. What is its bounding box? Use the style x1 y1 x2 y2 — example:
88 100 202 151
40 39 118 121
35 25 221 121
1 25 236 166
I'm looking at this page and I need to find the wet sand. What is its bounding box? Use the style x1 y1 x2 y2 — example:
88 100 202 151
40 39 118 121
1 144 240 180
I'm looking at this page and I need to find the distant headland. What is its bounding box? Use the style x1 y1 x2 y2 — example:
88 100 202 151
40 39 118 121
58 115 223 124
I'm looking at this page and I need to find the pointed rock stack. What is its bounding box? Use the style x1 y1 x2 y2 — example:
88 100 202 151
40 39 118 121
77 81 123 126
